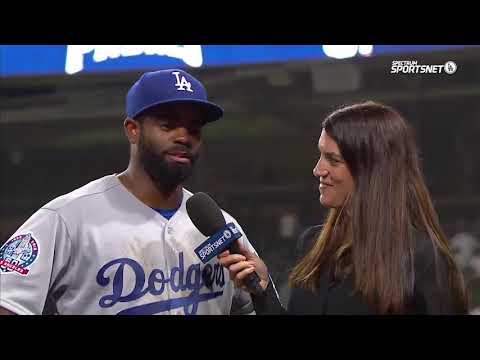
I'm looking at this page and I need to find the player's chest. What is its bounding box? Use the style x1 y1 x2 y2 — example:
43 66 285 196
71 218 230 314
76 216 205 262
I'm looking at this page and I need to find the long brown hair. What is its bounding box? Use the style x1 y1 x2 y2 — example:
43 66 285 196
290 101 468 314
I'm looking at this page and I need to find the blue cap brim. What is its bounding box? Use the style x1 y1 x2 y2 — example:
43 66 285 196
130 98 223 124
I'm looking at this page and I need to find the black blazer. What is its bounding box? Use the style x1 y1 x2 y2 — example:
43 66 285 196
253 226 461 315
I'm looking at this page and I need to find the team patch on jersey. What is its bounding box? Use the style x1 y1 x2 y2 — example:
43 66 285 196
0 233 39 275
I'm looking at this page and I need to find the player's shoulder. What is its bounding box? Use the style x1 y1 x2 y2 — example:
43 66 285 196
220 209 238 224
41 174 121 212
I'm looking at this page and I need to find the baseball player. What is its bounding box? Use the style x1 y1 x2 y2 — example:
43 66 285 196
0 69 257 315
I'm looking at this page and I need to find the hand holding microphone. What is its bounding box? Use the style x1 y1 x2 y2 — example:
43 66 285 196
217 242 270 293
186 192 269 295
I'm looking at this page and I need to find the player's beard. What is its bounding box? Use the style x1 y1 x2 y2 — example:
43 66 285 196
138 132 199 193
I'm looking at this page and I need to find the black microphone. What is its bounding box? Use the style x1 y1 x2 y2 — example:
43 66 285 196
186 192 264 295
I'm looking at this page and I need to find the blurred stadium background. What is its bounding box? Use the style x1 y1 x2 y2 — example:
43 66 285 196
1 45 479 313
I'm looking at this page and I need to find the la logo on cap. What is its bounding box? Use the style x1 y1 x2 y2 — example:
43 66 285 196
172 71 193 92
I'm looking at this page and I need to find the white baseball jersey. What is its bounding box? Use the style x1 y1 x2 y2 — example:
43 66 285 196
0 174 256 315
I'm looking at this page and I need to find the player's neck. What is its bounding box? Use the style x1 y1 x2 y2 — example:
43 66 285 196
117 167 183 209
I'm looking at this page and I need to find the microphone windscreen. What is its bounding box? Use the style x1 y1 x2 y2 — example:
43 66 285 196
186 192 226 237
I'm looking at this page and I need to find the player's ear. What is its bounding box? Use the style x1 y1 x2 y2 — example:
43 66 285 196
124 117 141 144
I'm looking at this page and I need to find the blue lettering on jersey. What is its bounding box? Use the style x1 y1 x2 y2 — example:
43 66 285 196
96 252 226 315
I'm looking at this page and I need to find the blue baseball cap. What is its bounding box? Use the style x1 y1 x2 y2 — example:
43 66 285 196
126 69 224 123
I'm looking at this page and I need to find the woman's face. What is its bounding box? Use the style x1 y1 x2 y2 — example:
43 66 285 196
313 130 354 208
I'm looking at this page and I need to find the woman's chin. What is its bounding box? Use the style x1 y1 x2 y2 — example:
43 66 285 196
320 195 340 209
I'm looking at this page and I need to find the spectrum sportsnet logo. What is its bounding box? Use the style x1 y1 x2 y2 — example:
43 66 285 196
391 60 457 75
195 223 242 264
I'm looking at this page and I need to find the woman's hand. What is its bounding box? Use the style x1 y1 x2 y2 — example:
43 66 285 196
218 243 270 292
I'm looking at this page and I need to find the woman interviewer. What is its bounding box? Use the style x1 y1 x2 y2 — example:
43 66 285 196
219 101 469 314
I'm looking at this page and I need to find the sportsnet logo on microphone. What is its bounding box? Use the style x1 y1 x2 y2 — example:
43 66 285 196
194 223 242 264
391 60 457 74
